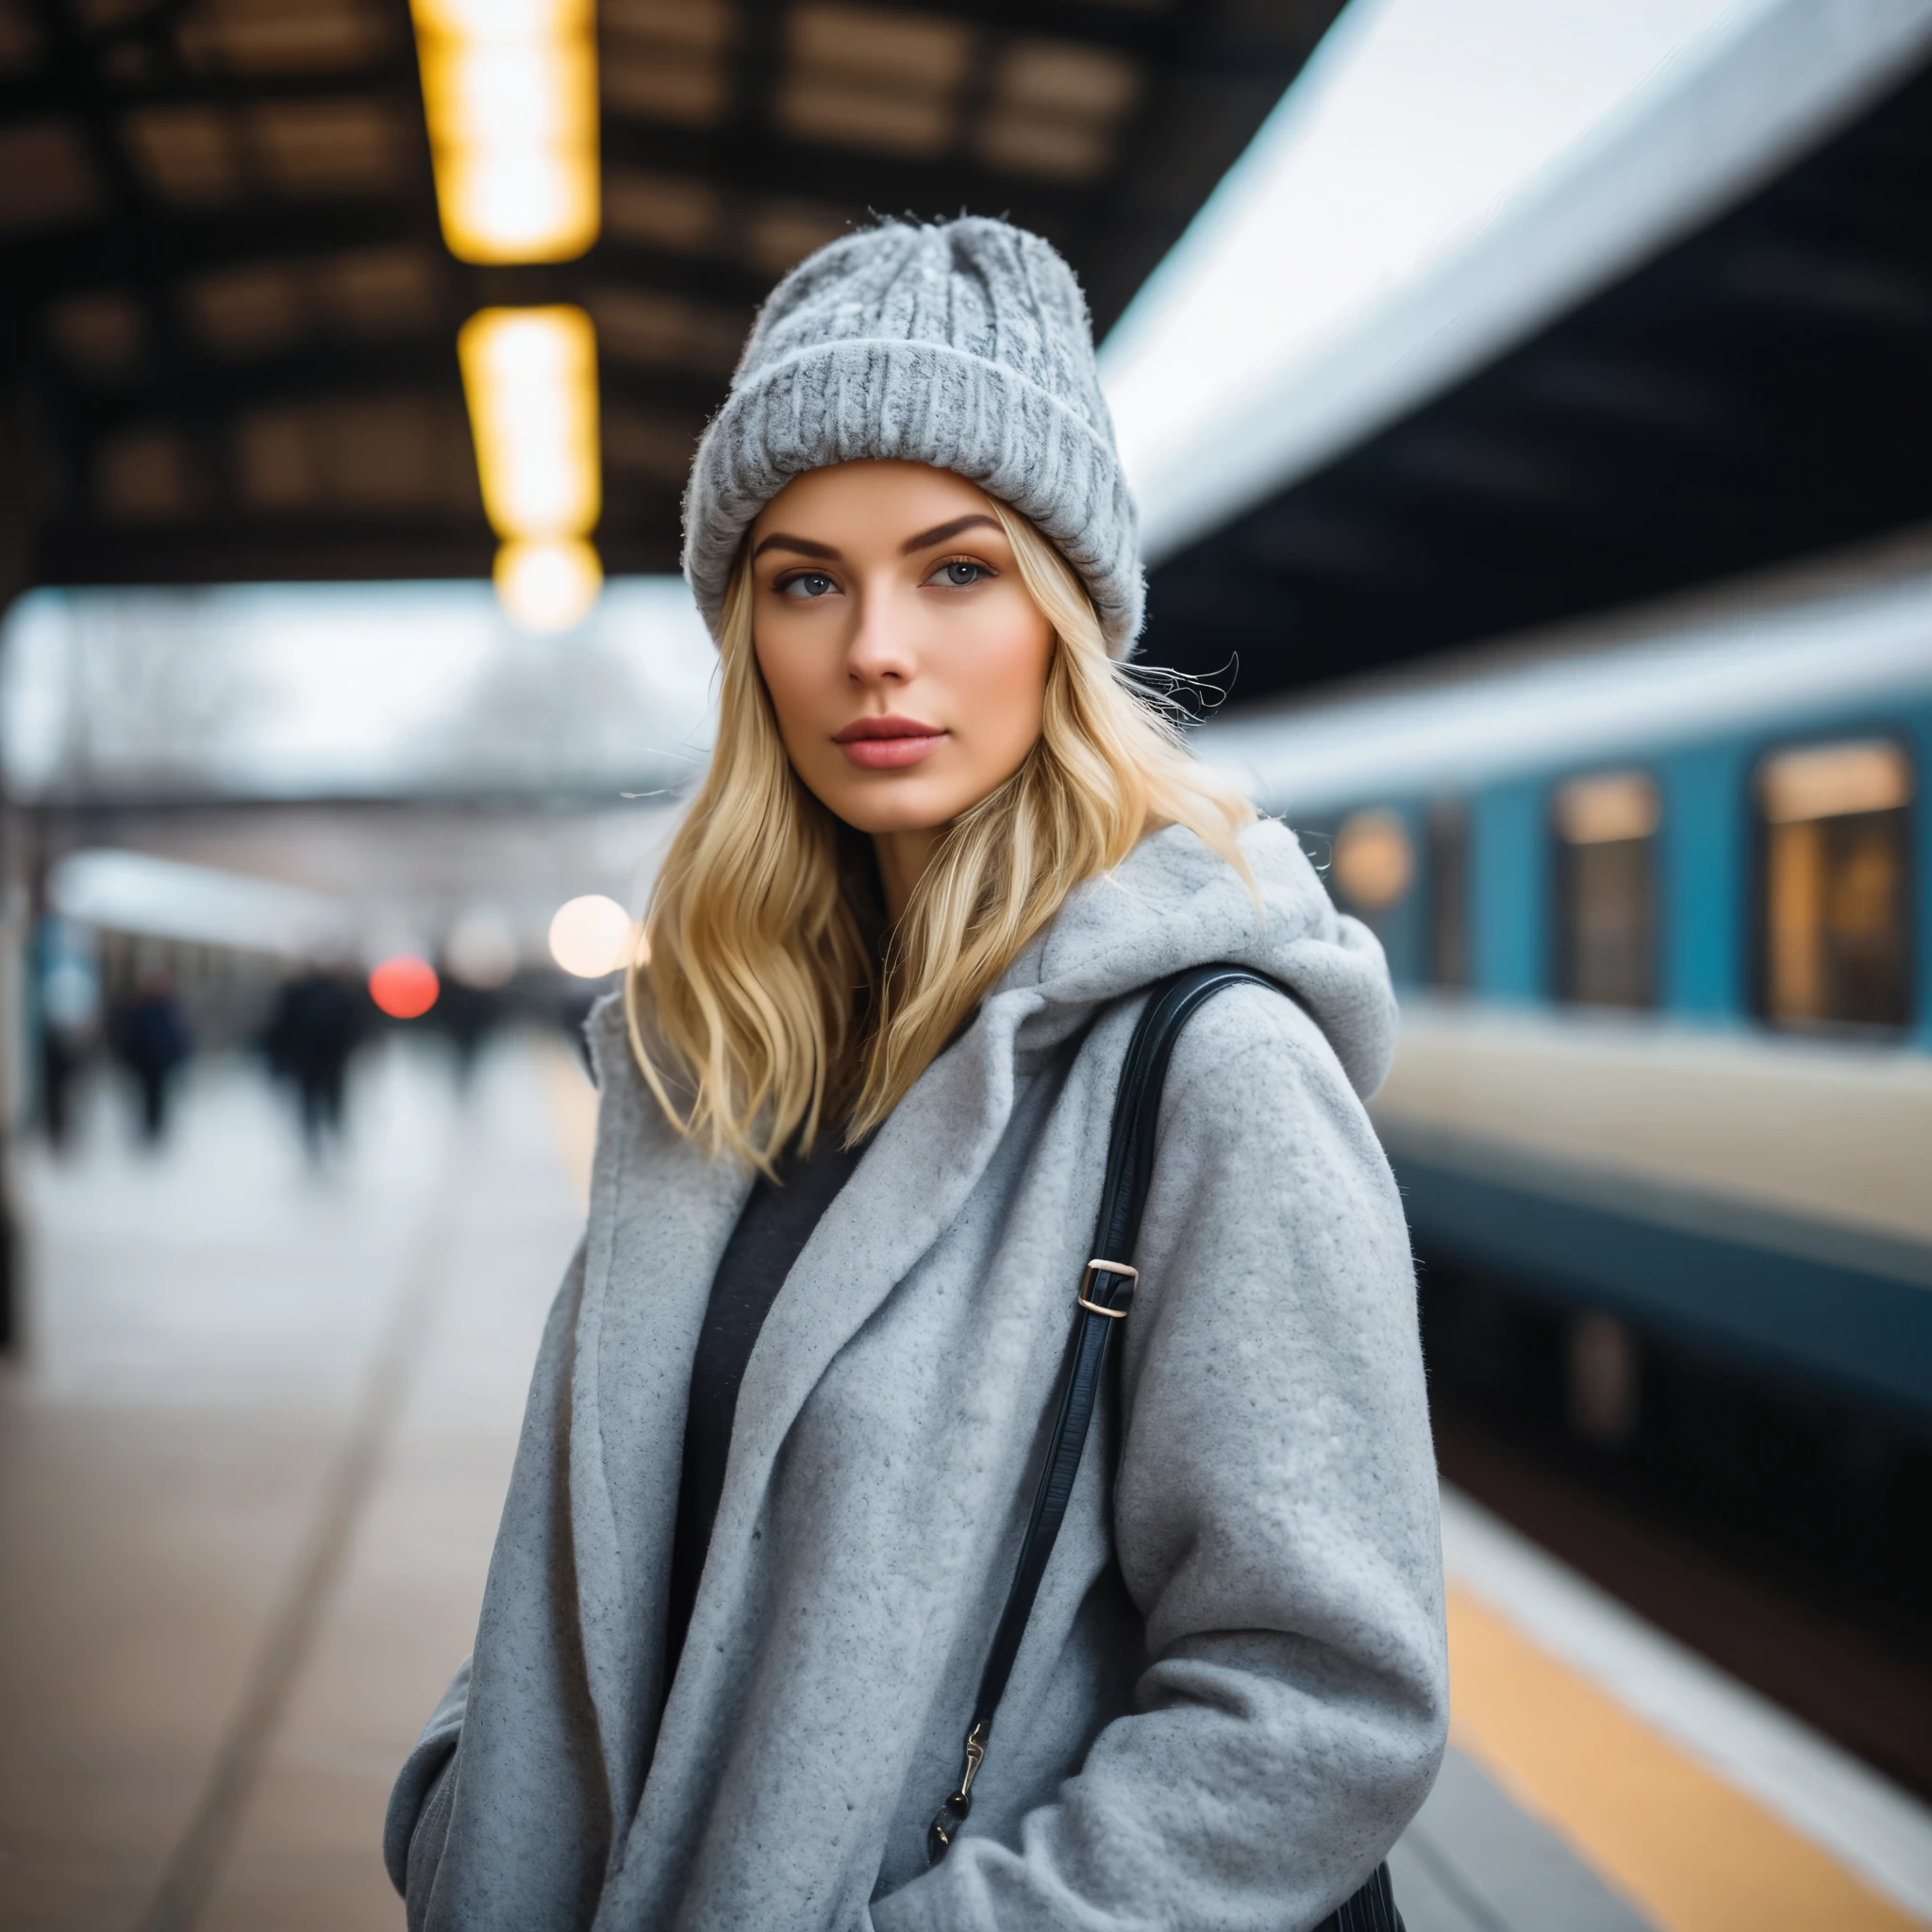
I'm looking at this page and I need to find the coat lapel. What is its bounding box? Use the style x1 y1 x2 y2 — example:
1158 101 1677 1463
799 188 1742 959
725 995 1031 1503
715 888 1126 1525
608 980 1076 1900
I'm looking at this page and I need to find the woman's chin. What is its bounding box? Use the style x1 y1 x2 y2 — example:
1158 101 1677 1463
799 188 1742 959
828 797 956 840
807 771 964 839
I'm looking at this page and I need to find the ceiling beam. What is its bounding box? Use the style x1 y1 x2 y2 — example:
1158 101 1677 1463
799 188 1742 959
35 515 493 587
0 58 418 126
5 198 430 296
598 115 1095 235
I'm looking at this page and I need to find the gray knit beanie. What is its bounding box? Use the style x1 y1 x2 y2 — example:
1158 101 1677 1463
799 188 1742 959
682 216 1143 658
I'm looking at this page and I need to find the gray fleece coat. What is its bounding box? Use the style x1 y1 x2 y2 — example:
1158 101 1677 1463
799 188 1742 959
385 820 1448 1931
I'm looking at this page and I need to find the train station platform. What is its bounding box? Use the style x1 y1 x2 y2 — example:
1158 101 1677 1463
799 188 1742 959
1 1036 1927 1931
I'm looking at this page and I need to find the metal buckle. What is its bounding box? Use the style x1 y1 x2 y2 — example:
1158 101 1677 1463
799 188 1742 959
1077 1258 1137 1317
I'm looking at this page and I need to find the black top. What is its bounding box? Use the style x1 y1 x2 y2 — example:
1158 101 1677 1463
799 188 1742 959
664 1131 867 1683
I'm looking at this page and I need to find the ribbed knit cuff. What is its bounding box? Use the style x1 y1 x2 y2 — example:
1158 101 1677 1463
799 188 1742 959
683 337 1143 659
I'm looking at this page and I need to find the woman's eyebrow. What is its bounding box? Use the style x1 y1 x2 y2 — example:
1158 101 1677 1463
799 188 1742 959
901 514 999 554
751 532 840 560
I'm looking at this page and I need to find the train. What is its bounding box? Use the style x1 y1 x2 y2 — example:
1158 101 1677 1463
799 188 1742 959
1200 533 1932 1432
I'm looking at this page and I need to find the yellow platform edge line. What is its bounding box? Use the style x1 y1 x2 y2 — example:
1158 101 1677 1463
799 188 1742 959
1446 1583 1925 1932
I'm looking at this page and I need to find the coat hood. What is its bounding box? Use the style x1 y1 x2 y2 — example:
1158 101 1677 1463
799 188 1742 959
999 817 1398 1099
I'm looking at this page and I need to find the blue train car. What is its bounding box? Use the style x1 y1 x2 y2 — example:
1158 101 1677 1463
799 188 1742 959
1203 540 1932 1428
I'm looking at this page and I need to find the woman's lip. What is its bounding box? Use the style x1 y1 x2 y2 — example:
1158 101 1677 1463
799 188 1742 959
838 731 946 771
832 714 942 742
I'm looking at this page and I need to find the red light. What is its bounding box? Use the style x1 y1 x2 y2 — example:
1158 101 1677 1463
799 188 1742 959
369 955 440 1020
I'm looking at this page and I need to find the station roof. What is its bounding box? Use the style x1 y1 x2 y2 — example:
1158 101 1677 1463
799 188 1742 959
10 0 1931 718
0 0 1342 593
1138 12 1932 706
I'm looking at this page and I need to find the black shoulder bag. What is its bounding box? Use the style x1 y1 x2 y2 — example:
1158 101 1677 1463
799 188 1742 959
925 965 1405 1932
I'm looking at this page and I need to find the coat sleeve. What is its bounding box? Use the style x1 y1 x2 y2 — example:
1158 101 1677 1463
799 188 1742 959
870 984 1449 1932
382 1657 469 1906
381 1240 610 1929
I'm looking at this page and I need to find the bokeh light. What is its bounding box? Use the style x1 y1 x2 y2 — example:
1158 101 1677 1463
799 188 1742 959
1332 808 1415 910
495 537 603 634
548 894 634 978
369 954 441 1019
444 906 519 988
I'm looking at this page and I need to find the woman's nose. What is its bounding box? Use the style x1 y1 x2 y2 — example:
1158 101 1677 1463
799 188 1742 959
844 582 917 685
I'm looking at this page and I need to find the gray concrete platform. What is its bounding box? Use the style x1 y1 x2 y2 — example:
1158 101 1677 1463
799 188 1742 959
1393 1746 1655 1932
0 1036 580 1931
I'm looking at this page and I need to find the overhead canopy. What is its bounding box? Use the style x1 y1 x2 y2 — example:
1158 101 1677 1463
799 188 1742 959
0 0 1343 593
1125 0 1932 705
12 0 1929 706
1106 0 1932 564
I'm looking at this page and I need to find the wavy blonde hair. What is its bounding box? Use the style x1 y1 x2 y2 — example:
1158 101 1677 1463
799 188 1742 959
626 494 1256 1167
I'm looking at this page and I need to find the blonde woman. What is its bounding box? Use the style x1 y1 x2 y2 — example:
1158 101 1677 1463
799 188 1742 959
387 218 1446 1932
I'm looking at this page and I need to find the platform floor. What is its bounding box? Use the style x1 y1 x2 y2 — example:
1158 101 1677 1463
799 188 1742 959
0 1036 1925 1931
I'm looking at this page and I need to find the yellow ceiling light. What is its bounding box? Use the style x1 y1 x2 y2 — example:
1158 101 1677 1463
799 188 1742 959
458 305 603 628
459 306 600 536
412 0 599 264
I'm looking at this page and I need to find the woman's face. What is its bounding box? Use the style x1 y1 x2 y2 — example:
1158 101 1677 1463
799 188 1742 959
749 460 1055 845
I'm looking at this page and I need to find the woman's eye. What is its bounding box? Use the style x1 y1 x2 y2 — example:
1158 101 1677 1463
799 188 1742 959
931 560 989 588
780 572 838 599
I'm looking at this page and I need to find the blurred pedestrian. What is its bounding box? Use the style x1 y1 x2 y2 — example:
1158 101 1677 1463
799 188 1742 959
38 942 101 1155
108 966 192 1146
264 967 365 1159
40 1023 84 1152
433 976 499 1087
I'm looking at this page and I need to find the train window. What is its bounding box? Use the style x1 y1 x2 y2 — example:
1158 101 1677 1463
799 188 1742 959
1332 808 1414 920
1426 801 1468 990
1757 739 1913 1031
1553 770 1660 1008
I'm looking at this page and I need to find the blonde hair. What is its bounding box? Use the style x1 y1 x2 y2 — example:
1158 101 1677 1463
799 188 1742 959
627 496 1256 1167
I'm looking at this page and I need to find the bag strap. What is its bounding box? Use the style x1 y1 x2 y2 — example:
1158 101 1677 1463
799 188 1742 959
923 963 1406 1932
926 964 1278 1862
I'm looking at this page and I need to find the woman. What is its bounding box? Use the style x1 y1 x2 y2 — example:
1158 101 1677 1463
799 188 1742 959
387 217 1446 1931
